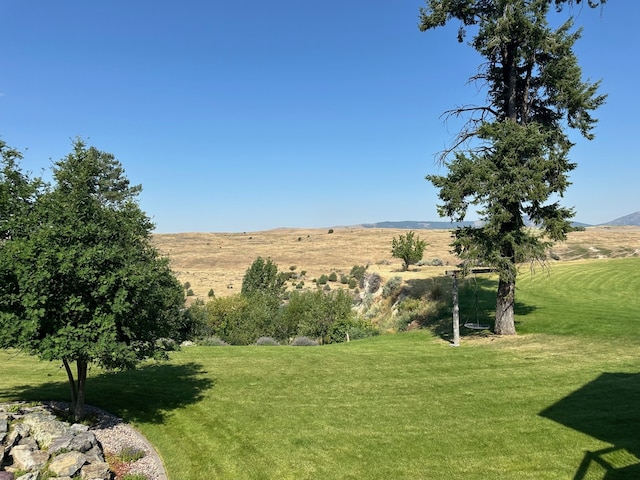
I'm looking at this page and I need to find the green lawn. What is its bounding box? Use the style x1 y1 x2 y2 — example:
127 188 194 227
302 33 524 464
2 257 639 479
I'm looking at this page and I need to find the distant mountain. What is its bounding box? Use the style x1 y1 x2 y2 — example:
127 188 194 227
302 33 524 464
361 220 480 230
600 211 640 227
360 219 593 230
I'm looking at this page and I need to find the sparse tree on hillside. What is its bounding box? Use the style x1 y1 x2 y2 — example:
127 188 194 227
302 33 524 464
0 139 185 420
419 0 606 334
391 231 427 271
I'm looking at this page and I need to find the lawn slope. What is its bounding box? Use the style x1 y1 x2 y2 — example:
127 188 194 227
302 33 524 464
1 258 639 479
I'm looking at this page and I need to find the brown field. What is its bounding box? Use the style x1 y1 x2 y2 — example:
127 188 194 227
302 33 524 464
152 226 640 300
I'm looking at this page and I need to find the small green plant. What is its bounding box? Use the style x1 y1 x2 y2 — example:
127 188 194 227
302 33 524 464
328 272 338 282
117 446 146 463
317 274 329 285
183 281 191 290
340 274 348 284
186 288 195 296
296 281 304 289
208 288 215 298
323 284 331 291
348 278 357 289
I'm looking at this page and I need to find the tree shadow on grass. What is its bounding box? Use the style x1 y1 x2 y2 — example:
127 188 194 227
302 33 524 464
540 373 640 479
2 361 214 424
405 276 537 341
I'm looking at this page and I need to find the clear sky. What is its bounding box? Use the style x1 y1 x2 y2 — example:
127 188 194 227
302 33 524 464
1 1 637 233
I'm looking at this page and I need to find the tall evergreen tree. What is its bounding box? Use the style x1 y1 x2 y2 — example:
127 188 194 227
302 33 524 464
419 0 606 334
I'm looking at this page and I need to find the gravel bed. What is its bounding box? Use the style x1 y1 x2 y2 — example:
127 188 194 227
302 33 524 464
44 401 168 480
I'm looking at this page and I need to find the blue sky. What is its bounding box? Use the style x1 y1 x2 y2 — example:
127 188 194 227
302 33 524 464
1 1 637 233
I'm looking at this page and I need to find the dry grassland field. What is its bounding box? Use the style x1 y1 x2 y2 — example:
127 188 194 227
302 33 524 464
152 226 640 300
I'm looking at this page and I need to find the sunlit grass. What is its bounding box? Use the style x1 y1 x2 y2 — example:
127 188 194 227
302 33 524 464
2 258 639 479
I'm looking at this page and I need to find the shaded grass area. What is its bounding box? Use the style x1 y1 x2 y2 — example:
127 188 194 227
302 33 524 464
1 258 640 479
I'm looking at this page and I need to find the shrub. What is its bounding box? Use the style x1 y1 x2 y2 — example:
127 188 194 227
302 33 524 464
186 288 195 296
323 284 331 291
291 336 318 346
207 288 215 298
350 265 367 282
296 281 304 289
362 272 382 293
328 318 378 343
317 274 329 285
348 278 357 289
198 336 229 346
328 229 334 234
328 272 338 282
340 274 348 284
183 281 191 290
255 336 280 346
395 312 414 332
429 282 446 302
117 446 146 463
382 276 403 299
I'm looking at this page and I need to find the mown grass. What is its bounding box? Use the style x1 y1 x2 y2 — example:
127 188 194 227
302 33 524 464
2 258 640 479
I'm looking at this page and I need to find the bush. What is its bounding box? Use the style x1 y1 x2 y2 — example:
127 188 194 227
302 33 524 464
291 336 318 346
362 272 382 293
198 336 229 346
117 446 145 463
340 274 348 284
207 288 215 298
429 282 446 302
348 278 357 289
350 265 367 282
317 274 329 285
183 281 191 290
328 229 334 234
382 276 404 299
328 318 378 343
328 272 338 282
186 288 195 296
255 336 280 346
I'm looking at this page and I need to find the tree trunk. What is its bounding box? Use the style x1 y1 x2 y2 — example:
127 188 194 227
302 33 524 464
495 277 516 335
62 358 88 421
73 360 88 422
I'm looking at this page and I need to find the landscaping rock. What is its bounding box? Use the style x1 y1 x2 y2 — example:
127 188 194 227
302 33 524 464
0 404 113 480
10 445 49 471
48 451 88 477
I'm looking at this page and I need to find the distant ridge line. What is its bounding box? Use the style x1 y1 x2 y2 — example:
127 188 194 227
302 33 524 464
357 212 640 229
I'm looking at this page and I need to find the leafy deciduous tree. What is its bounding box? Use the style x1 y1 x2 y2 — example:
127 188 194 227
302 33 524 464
419 0 606 334
391 231 427 271
0 139 185 420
